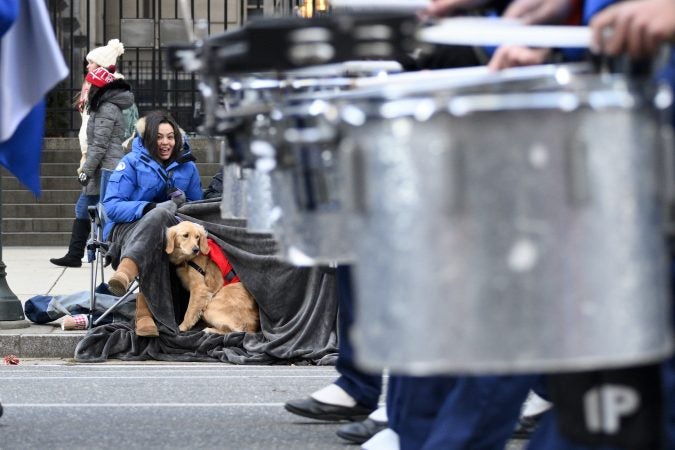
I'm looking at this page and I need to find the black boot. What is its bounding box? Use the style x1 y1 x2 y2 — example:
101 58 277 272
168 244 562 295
50 218 91 267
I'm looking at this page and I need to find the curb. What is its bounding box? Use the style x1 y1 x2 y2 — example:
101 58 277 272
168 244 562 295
0 334 84 358
0 328 86 359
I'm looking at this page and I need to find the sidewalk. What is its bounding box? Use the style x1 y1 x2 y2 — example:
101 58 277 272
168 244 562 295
0 246 113 359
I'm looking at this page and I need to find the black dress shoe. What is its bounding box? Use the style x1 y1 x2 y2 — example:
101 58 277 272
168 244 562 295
284 397 374 422
336 418 388 444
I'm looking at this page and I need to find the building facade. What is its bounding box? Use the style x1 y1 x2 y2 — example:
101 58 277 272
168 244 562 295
45 0 280 136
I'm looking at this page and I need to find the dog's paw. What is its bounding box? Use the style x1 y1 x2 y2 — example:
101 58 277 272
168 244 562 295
203 327 225 335
178 322 190 332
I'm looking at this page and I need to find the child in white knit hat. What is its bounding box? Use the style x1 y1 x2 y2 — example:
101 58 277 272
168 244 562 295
86 38 125 72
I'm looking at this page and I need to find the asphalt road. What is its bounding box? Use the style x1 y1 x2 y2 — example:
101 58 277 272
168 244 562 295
0 361 358 450
0 360 528 450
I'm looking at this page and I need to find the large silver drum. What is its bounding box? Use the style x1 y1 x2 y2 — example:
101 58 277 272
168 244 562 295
271 99 355 266
263 69 402 265
216 79 281 230
343 66 674 374
219 66 400 244
220 162 249 220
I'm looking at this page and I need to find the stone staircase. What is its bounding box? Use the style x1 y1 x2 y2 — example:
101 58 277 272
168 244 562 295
1 138 221 246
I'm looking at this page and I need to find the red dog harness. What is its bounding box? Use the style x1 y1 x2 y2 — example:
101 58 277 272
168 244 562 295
188 238 239 286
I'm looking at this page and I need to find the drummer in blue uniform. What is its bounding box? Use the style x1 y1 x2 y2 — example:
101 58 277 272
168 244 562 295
284 1 514 447
524 1 675 449
371 1 580 449
313 1 596 449
288 1 674 448
377 0 675 449
436 0 675 449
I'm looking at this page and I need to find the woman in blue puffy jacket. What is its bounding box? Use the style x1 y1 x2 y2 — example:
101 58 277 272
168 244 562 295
103 110 202 337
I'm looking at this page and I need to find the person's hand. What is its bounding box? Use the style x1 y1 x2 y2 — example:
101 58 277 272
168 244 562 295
78 172 90 187
168 188 186 208
488 46 551 70
590 0 675 58
425 0 490 18
502 0 572 25
156 199 178 214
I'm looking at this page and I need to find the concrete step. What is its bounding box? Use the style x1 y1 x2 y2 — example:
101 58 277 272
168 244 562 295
39 149 223 164
3 176 80 191
42 137 222 151
2 161 221 177
2 204 75 218
35 164 78 177
3 218 74 233
42 138 222 161
1 190 80 204
42 138 80 151
0 164 77 177
40 149 82 163
2 175 216 191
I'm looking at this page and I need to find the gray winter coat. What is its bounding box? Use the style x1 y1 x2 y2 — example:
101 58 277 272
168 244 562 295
83 79 134 196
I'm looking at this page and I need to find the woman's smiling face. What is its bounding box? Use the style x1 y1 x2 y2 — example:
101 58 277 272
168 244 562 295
156 123 176 161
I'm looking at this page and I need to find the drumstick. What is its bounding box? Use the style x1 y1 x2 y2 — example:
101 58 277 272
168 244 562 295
331 0 430 11
345 63 590 100
419 17 592 48
354 66 492 88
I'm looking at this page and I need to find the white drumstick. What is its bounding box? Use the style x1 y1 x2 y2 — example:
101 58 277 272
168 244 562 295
348 63 590 99
355 65 492 88
331 0 430 11
419 18 592 48
285 60 404 78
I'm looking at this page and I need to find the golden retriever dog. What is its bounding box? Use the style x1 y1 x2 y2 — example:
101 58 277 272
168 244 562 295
165 221 260 334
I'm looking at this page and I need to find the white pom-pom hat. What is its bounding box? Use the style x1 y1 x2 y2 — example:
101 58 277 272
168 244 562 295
86 39 125 71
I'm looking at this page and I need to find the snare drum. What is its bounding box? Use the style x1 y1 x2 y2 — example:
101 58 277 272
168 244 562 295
214 77 281 229
240 67 402 262
219 163 248 220
270 98 353 265
338 65 674 374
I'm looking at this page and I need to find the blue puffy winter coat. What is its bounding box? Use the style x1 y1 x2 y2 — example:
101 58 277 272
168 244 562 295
102 135 203 239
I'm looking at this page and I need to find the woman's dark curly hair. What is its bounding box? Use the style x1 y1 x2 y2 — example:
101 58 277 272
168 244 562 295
142 110 183 164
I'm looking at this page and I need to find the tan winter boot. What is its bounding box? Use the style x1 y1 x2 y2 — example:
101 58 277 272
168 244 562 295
108 257 138 296
135 292 159 337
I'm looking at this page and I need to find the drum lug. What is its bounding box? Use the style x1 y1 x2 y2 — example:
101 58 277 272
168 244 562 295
565 135 591 207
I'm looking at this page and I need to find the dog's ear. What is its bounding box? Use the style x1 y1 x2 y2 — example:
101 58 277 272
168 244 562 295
165 227 176 254
199 225 210 255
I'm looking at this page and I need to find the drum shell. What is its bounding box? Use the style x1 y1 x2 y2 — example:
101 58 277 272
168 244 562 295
246 168 276 232
271 140 354 266
220 163 248 220
347 88 673 374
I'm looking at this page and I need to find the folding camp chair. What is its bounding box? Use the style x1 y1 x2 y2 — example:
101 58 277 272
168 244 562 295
86 168 138 328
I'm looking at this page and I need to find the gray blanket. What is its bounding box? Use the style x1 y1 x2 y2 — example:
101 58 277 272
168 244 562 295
74 200 339 365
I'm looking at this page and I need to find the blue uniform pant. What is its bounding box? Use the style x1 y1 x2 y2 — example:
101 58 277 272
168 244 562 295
387 374 535 450
334 265 382 409
421 375 536 450
387 375 457 449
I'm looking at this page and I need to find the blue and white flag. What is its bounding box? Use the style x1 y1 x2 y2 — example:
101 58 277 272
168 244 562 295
0 2 18 38
0 0 68 196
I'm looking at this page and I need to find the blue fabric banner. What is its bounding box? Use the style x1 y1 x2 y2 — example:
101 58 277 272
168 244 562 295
0 0 68 196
